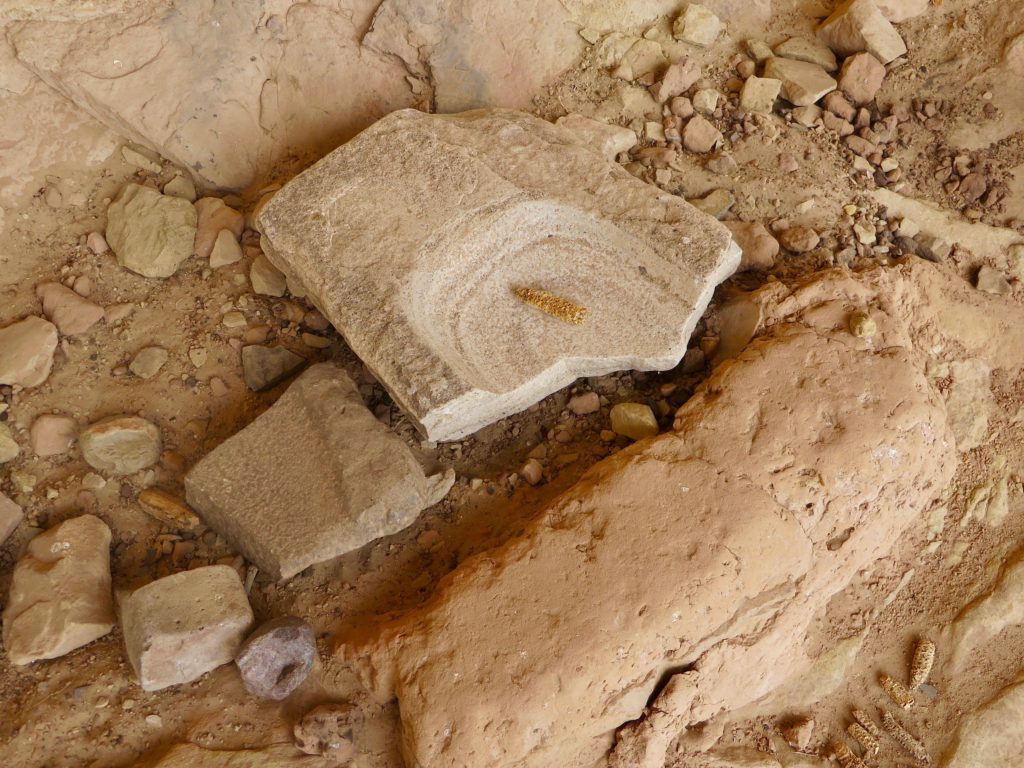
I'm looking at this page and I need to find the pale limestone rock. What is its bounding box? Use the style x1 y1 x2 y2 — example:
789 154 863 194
650 57 702 102
747 38 774 62
121 145 161 173
764 58 837 107
773 37 838 71
121 565 254 691
817 0 908 64
611 38 667 82
947 550 1024 672
250 254 287 297
944 359 993 452
2 515 114 664
86 231 109 255
129 346 169 379
0 492 22 547
942 679 1024 767
725 221 779 271
185 363 455 580
79 415 161 475
0 423 18 463
674 4 723 47
0 316 58 387
162 174 196 202
240 345 304 392
692 88 720 114
688 188 735 219
609 402 659 440
339 282 954 768
29 413 77 456
555 115 636 161
194 198 243 261
739 76 782 114
257 109 739 442
209 230 242 268
35 282 104 335
106 183 197 278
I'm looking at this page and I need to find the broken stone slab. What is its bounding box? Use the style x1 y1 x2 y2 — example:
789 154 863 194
122 565 254 691
194 197 244 260
106 183 197 278
185 363 456 580
673 4 723 47
555 114 637 161
773 37 838 71
240 345 304 392
209 230 242 268
817 0 908 64
0 315 58 387
2 514 115 665
235 616 316 700
0 492 23 547
942 679 1024 768
256 109 739 442
36 282 104 335
338 279 954 768
137 488 202 532
649 57 701 102
80 415 161 476
764 57 837 107
838 52 886 104
739 76 782 114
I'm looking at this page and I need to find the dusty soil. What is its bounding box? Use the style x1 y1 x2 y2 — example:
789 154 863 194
1 0 1024 766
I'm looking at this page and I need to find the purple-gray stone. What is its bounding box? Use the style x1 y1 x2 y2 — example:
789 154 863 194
234 616 315 700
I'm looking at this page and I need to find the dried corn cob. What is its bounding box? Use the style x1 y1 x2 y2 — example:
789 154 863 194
882 711 930 764
881 673 915 709
910 638 936 689
512 287 587 325
848 723 880 755
852 709 883 740
831 739 868 768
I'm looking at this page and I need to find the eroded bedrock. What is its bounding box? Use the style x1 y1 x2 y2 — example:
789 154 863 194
257 108 739 442
338 267 955 768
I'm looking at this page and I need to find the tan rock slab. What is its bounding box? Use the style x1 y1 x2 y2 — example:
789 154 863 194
555 114 637 161
773 37 838 71
739 76 782 114
947 549 1024 672
609 402 659 440
29 413 77 457
250 254 287 297
683 113 723 152
106 183 197 278
257 109 739 442
0 492 23 547
129 346 169 379
673 4 723 47
240 345 304 392
725 221 779 271
764 57 837 107
36 282 104 335
185 363 455 580
2 514 114 664
817 0 908 64
80 415 161 476
0 316 58 387
122 565 254 691
838 52 886 104
942 679 1024 767
649 57 702 102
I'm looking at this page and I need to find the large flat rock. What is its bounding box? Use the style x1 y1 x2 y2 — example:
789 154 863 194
257 108 739 442
185 363 455 580
338 269 954 768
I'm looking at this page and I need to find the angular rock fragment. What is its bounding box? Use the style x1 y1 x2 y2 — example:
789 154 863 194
774 37 838 71
2 515 115 664
162 174 196 202
764 57 837 107
249 254 287 297
185 363 456 580
673 4 723 47
29 413 77 457
129 346 169 379
947 548 1024 671
0 316 58 387
555 115 636 161
649 57 701 102
137 488 202 531
209 230 242 268
740 76 782 114
0 423 18 463
338 279 954 768
0 492 23 547
80 415 161 475
609 402 659 440
36 282 104 336
240 345 304 392
106 183 197 278
257 109 739 442
683 113 723 152
976 265 1011 295
235 616 316 700
817 0 908 64
726 221 779 271
122 566 253 691
838 52 885 104
194 197 244 261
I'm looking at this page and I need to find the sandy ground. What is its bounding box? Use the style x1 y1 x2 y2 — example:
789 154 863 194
1 0 1024 766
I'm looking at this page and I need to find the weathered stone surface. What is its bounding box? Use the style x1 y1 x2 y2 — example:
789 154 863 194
35 282 104 335
947 549 1024 672
129 346 168 379
162 174 196 202
942 679 1024 767
555 114 637 161
294 703 363 760
257 109 738 442
209 230 242 269
0 316 58 387
2 515 114 665
817 0 908 64
250 254 287 297
739 76 782 114
240 345 304 392
764 57 837 107
194 198 244 260
838 52 885 104
185 363 456 580
79 415 161 475
29 413 77 456
235 617 316 700
725 221 779 271
339 271 954 768
673 4 723 47
122 565 254 691
106 183 197 278
773 37 838 71
0 492 23 547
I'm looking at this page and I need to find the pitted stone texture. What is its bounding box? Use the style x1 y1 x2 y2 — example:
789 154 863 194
106 183 197 278
0 315 58 387
185 363 455 581
121 565 254 691
257 109 738 442
235 616 316 700
2 515 114 665
339 273 953 768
